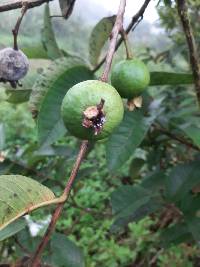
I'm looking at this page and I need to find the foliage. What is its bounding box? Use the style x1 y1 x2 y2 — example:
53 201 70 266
0 0 200 266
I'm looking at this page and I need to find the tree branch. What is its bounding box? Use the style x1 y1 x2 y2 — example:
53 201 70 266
154 124 200 152
30 140 89 267
0 0 53 12
176 0 200 107
100 0 127 82
94 0 151 73
12 3 29 50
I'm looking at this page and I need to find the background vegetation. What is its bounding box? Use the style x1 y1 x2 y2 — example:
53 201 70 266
0 0 200 266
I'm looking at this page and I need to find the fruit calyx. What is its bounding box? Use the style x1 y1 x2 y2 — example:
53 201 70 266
82 98 106 135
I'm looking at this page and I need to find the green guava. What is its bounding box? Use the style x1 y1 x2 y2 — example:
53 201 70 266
111 58 150 99
61 80 124 140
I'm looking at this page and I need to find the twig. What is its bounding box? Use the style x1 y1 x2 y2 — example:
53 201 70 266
94 0 151 73
30 140 89 267
12 3 29 50
0 0 53 12
154 124 200 152
120 28 133 59
176 0 200 107
100 0 127 82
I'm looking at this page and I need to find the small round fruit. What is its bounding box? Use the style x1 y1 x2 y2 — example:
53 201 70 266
0 48 29 81
61 80 124 140
111 58 150 99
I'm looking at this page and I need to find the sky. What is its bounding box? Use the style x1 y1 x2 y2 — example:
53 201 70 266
92 0 159 23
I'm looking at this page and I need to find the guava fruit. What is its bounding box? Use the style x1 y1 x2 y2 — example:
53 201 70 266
61 80 124 140
111 58 150 99
0 48 29 87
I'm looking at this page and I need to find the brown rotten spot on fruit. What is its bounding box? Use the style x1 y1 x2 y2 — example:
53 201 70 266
82 99 106 135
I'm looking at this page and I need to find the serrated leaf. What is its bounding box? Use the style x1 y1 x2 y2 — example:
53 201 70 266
89 15 116 66
45 233 85 267
42 4 63 59
150 72 194 86
110 185 162 232
37 63 93 146
106 111 152 171
165 160 200 202
59 0 76 19
0 175 57 231
0 218 26 241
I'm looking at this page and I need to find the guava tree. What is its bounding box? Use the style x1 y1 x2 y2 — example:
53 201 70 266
0 0 200 266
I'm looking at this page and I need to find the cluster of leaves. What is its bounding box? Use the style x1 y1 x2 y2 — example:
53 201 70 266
0 0 200 266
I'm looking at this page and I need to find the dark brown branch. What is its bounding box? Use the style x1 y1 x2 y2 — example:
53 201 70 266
94 0 151 73
100 0 127 82
154 124 200 152
0 0 53 12
176 0 200 106
30 140 89 267
12 3 29 50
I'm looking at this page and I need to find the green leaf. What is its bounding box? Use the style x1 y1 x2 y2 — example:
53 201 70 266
0 218 26 241
37 63 93 146
165 160 200 202
0 175 57 231
150 72 194 86
6 89 31 104
129 158 145 179
89 15 116 66
21 45 49 59
110 185 162 232
106 111 152 171
185 217 200 242
29 57 82 118
42 4 63 59
180 125 200 147
47 233 85 267
141 171 167 192
160 223 193 248
59 0 76 19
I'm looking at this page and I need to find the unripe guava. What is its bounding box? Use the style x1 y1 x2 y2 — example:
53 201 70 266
0 48 29 82
111 59 150 99
61 80 124 140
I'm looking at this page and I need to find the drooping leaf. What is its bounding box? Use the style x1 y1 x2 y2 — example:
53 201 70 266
0 175 58 231
42 4 63 59
0 218 26 241
89 15 116 66
106 111 152 171
165 160 200 202
59 0 76 19
46 233 85 267
150 72 194 86
37 63 93 146
29 57 83 118
110 185 162 232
